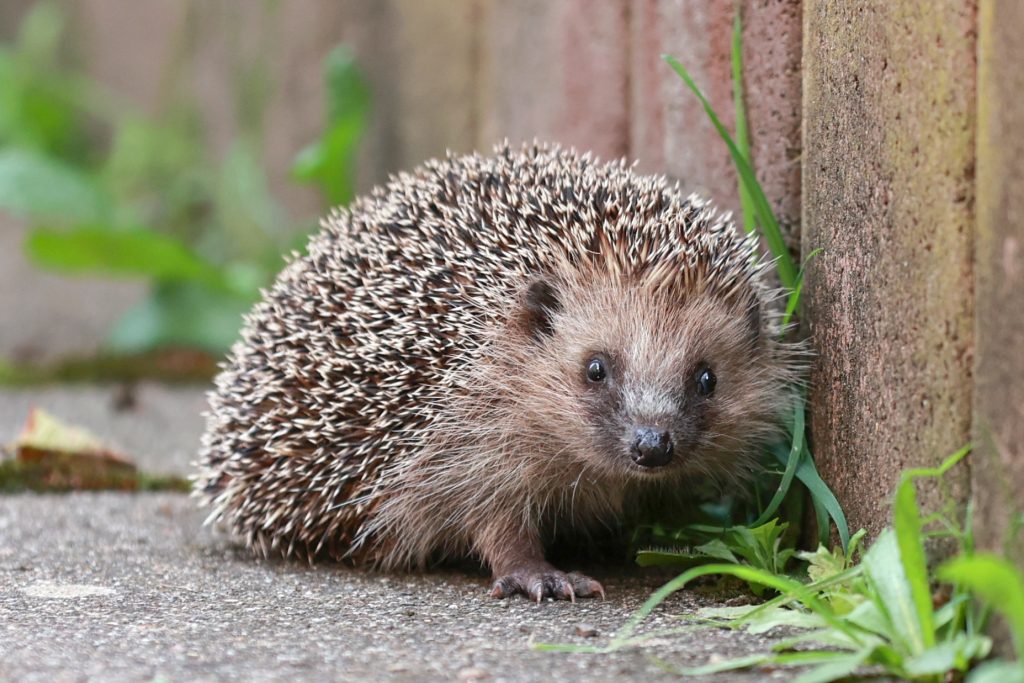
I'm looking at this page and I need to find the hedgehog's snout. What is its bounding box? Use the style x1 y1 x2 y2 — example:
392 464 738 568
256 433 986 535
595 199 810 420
630 426 674 468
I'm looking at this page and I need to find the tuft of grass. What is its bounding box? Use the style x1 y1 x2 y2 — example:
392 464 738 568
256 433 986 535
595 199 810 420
662 51 796 288
730 11 756 237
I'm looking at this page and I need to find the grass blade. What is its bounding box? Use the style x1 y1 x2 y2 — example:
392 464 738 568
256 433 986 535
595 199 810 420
786 439 851 551
892 477 936 649
663 54 797 288
899 444 971 482
731 11 756 235
782 248 823 329
612 563 861 647
753 392 805 525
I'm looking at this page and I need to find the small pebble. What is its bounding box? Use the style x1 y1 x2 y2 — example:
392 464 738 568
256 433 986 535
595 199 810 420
457 666 490 681
574 623 599 638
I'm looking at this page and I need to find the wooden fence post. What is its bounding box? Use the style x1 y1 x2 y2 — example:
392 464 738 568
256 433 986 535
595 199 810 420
802 2 976 539
973 0 1024 566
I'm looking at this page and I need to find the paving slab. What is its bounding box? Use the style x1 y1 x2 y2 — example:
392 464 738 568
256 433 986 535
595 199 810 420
0 492 788 682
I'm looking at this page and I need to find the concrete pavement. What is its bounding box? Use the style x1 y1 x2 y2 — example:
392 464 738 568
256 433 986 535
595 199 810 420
0 492 788 682
0 384 787 681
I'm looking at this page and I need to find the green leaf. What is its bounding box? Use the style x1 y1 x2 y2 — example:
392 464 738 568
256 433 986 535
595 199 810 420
902 636 991 678
898 444 972 483
0 149 109 222
663 54 797 288
862 529 924 655
612 563 860 648
843 599 893 639
323 45 370 123
753 392 804 525
791 650 872 683
26 226 228 290
966 660 1024 683
700 603 826 634
892 476 936 649
786 438 851 551
845 527 868 564
292 45 369 207
798 544 846 583
636 536 739 568
107 282 252 354
730 10 756 236
781 247 824 329
939 553 1024 658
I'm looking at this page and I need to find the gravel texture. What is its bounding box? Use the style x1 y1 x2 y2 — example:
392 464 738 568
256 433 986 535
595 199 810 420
0 492 788 682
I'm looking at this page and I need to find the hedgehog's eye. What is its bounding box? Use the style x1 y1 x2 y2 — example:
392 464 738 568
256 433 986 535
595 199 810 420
586 358 607 383
695 365 717 397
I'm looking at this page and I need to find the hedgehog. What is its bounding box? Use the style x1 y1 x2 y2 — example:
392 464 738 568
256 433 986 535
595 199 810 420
195 142 800 602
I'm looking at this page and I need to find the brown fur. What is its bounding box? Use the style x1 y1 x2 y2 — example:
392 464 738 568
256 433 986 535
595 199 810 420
363 268 798 570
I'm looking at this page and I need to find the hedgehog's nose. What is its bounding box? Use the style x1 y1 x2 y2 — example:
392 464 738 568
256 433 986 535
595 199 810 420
631 426 674 468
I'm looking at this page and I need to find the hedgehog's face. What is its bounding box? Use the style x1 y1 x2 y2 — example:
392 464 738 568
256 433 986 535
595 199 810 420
520 276 788 484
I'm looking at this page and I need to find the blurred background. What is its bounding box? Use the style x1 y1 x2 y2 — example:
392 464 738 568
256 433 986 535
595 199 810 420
0 0 802 374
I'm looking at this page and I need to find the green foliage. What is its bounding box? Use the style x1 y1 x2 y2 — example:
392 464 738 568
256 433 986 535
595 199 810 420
0 148 109 222
291 45 370 206
663 52 797 288
0 2 367 356
27 226 228 289
0 2 116 160
637 520 795 595
939 555 1024 663
541 448 1024 682
106 282 254 355
730 12 755 236
543 11 1022 681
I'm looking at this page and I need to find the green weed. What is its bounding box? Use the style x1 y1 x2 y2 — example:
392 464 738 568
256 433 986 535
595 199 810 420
542 447 1024 681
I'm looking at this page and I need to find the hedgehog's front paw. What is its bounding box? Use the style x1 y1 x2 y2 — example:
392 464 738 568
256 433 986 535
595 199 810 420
490 564 605 602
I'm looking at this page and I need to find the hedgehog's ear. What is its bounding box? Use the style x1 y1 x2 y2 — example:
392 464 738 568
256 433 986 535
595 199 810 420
521 278 561 340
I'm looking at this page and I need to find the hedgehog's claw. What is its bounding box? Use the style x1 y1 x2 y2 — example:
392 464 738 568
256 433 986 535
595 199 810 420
568 572 605 600
490 568 601 602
